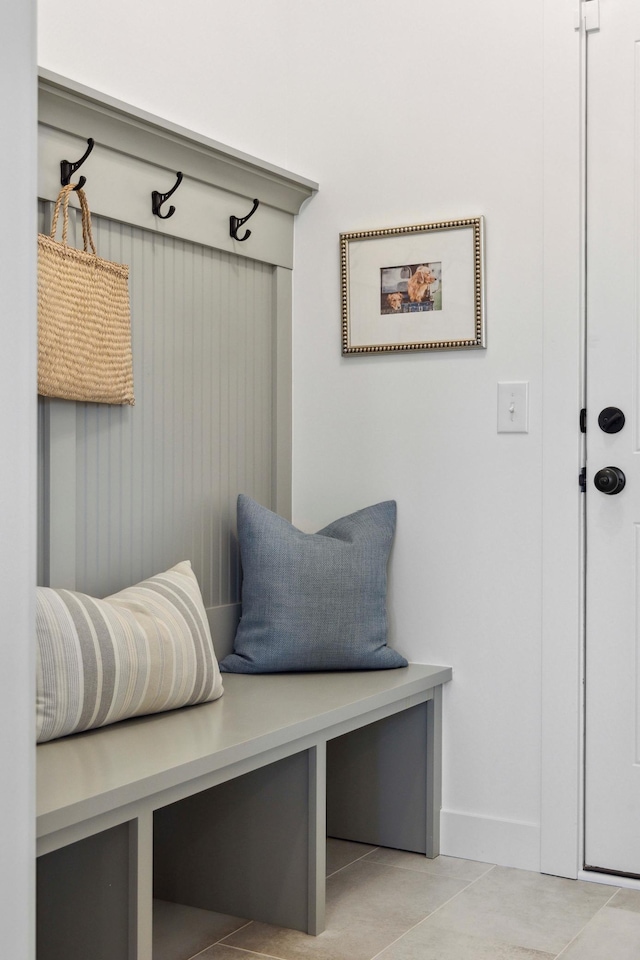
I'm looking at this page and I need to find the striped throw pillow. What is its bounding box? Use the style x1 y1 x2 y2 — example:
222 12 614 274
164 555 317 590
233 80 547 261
36 561 223 743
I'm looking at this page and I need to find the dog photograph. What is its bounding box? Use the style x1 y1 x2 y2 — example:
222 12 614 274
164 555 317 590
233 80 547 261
341 216 484 354
380 261 442 315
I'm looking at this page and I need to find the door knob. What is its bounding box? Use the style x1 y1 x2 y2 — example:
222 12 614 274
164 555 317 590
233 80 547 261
598 407 625 433
594 466 626 495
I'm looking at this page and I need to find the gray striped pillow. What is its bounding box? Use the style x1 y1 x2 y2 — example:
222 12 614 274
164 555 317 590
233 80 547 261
36 561 223 742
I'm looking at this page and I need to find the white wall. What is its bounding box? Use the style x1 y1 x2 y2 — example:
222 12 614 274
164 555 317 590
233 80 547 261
1 3 36 957
286 0 546 870
37 0 294 170
38 0 580 872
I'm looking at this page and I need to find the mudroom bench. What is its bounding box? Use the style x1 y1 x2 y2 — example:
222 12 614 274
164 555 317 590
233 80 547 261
36 663 451 960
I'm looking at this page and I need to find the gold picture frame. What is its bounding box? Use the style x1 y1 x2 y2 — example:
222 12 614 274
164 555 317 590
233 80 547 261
340 216 485 355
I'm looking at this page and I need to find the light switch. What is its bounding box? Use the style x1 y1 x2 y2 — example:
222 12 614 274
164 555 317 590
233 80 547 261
497 381 529 433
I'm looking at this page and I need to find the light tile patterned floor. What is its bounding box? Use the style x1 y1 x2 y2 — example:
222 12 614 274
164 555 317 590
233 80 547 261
156 839 640 960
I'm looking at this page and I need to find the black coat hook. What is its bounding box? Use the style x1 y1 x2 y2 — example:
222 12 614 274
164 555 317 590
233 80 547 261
152 172 183 219
60 138 95 191
230 198 260 241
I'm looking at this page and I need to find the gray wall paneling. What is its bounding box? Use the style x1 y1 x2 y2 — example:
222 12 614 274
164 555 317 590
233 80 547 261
37 73 316 661
67 215 275 603
38 202 78 591
273 266 293 519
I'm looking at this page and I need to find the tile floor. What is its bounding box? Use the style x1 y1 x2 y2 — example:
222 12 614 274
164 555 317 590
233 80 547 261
155 839 640 960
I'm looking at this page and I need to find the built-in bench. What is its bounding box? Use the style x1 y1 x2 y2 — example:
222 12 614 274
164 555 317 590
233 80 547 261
36 663 451 960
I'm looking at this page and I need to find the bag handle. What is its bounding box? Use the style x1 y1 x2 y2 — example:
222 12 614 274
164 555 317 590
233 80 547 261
49 183 97 257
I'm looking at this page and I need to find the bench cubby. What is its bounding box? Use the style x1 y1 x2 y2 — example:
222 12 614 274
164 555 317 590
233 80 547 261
36 665 451 959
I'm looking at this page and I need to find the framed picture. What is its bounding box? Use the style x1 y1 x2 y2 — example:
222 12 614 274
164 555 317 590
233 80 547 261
340 216 485 355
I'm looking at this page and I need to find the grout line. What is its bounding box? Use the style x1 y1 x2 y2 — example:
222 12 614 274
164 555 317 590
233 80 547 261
187 926 282 960
210 943 289 960
185 919 255 960
356 856 497 887
185 863 491 960
186 945 218 960
360 853 496 883
367 864 499 960
325 845 381 879
184 843 385 960
188 920 253 960
552 886 621 959
216 919 254 946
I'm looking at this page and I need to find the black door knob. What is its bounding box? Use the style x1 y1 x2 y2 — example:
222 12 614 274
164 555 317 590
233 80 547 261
594 466 626 495
598 407 625 433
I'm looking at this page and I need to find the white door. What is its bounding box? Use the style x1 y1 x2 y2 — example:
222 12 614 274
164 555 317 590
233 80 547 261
585 0 640 876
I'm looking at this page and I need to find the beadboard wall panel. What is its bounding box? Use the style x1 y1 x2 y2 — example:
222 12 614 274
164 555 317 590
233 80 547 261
39 205 275 608
83 214 275 603
37 75 315 643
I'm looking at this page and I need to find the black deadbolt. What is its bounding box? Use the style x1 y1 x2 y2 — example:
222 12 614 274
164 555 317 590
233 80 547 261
598 407 625 434
594 466 626 495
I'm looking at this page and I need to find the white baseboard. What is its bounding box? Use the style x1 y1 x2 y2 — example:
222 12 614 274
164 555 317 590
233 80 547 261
440 810 541 872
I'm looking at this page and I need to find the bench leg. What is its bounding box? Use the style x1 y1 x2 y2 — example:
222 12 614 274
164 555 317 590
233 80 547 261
154 747 326 935
426 686 443 859
129 813 153 960
308 743 327 935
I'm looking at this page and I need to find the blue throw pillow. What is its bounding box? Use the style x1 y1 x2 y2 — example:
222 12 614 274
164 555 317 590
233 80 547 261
219 495 407 673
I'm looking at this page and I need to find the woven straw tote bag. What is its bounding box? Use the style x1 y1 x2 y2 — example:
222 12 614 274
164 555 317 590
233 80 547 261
38 184 134 405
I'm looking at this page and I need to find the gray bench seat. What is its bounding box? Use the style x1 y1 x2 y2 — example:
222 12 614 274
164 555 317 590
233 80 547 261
37 663 452 960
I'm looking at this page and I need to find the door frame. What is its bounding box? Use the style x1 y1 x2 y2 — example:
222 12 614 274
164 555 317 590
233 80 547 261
541 0 640 885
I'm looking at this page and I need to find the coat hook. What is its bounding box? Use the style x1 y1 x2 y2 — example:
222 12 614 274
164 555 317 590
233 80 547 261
152 171 183 219
60 137 95 191
230 199 260 241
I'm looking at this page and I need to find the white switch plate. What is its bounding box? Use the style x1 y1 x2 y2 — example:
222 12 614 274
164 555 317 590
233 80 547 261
497 381 529 433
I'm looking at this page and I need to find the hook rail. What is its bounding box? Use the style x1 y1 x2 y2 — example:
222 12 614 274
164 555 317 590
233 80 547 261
56 157 261 238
